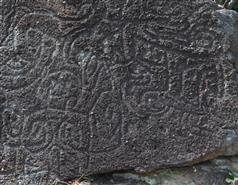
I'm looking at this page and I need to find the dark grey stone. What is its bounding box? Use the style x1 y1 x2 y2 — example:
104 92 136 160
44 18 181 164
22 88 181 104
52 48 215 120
0 0 238 184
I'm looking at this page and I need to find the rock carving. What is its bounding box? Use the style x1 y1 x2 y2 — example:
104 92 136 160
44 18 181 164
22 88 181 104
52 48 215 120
0 0 238 184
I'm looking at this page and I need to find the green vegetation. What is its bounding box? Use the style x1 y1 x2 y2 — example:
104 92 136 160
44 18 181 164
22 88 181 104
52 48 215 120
225 170 238 185
233 3 238 12
215 0 238 12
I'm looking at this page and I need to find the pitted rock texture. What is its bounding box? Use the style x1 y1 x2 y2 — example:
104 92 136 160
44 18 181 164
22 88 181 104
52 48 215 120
0 0 238 184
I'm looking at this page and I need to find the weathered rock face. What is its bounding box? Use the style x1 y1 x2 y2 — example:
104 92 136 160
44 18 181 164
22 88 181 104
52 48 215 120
72 156 238 185
0 0 238 184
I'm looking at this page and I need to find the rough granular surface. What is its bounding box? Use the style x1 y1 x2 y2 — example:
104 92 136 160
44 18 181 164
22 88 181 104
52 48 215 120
0 0 238 184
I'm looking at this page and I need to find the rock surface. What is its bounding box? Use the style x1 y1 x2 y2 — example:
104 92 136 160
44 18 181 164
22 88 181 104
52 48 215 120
73 156 238 185
0 0 238 184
